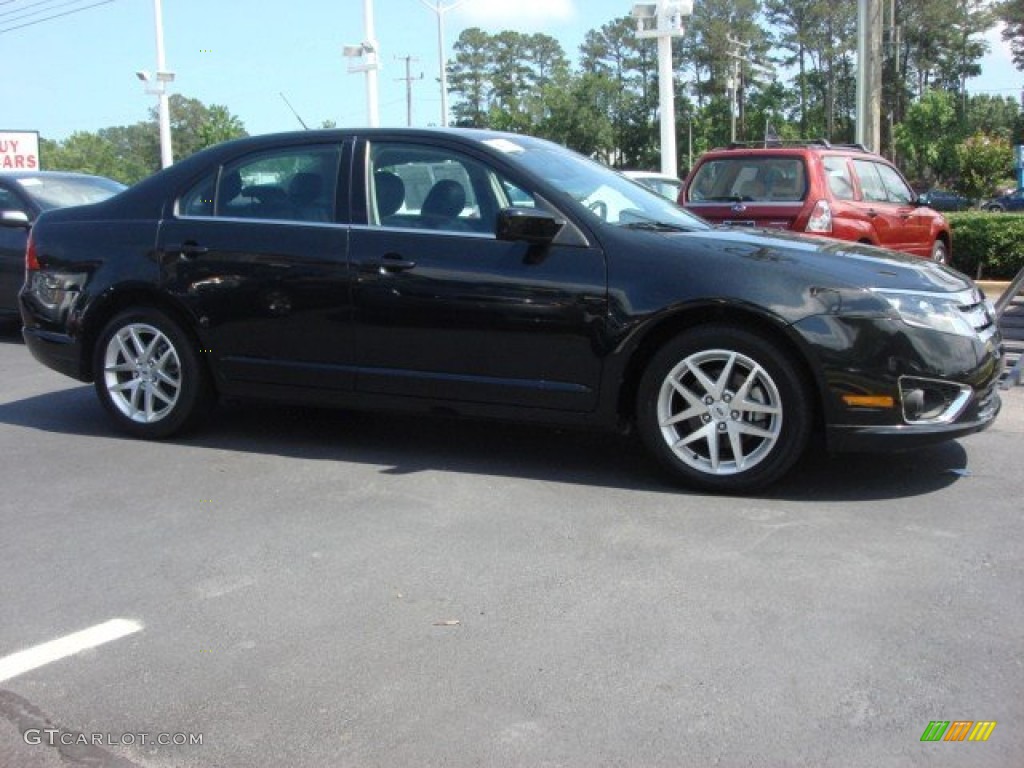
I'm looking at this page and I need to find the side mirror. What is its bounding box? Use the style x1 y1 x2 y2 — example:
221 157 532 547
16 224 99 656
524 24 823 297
496 207 565 245
0 210 31 229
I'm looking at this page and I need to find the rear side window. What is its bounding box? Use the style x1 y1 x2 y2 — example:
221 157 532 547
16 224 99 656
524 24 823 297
822 156 855 200
179 144 341 223
688 157 806 202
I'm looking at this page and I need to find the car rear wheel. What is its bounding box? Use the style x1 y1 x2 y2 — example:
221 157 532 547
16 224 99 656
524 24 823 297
636 325 812 493
94 308 213 438
984 203 1004 212
930 240 949 264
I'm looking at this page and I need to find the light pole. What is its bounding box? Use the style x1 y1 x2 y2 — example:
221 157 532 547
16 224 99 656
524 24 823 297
631 2 692 178
137 0 174 168
344 0 380 127
418 0 468 127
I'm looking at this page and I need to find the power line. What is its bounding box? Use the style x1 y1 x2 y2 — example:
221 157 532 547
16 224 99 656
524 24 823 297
0 0 114 34
0 0 72 19
1 0 100 23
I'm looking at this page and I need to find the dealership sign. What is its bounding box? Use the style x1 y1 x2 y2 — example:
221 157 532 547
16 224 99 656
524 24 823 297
0 131 40 170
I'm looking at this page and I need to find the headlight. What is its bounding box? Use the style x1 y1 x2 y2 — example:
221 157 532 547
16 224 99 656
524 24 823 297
873 289 977 338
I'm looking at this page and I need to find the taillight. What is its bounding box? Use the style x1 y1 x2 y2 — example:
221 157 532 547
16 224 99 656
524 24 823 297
805 199 832 233
25 229 39 271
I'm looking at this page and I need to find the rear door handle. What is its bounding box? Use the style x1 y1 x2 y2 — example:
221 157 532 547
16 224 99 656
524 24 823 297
168 242 209 259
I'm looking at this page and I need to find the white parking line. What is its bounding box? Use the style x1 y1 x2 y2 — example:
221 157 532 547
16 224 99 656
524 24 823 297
0 619 142 682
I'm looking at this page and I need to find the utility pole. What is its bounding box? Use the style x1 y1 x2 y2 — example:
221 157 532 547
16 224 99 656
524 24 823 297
343 0 381 127
419 0 468 127
631 2 693 178
395 55 423 127
135 0 175 167
856 0 882 151
726 37 752 143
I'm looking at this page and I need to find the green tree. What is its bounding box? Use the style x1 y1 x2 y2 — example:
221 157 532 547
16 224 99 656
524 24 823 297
955 133 1013 200
40 96 246 184
537 72 618 159
158 95 246 161
998 0 1024 69
894 89 960 182
448 27 492 127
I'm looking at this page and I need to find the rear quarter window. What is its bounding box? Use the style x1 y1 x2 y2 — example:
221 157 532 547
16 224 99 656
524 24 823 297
688 157 806 202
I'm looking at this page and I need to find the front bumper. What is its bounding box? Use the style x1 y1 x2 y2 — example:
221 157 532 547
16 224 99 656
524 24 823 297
792 310 1003 454
825 381 1001 452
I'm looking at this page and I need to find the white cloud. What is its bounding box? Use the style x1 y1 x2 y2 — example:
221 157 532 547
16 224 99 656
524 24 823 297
458 0 576 31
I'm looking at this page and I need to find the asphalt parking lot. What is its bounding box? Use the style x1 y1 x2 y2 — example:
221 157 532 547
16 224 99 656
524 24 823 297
1 324 1022 767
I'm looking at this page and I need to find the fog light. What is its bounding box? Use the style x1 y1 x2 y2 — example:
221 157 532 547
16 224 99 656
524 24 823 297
898 376 972 425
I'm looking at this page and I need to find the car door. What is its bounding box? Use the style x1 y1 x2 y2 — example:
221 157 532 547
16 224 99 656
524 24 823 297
348 137 607 412
850 159 907 251
873 161 931 257
158 140 356 394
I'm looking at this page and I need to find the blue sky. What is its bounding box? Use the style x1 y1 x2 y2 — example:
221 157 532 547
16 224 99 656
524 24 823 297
1 0 1020 142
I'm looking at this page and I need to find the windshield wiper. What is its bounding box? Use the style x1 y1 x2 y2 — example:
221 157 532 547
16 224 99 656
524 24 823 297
619 219 692 232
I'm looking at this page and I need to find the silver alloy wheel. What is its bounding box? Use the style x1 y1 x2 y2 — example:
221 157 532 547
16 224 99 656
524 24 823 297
102 323 182 423
931 240 948 264
656 348 783 476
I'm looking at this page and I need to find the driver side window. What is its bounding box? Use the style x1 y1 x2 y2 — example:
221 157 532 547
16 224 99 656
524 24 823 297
368 141 533 235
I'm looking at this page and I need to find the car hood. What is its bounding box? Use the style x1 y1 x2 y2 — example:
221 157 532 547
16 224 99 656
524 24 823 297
663 226 973 295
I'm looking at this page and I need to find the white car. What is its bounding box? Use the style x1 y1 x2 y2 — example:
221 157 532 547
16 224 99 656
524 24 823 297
622 170 684 201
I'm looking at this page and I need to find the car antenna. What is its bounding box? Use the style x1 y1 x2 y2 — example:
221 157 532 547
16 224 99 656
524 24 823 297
279 93 310 130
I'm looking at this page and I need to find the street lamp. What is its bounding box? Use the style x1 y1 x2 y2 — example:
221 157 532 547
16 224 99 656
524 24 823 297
138 0 174 168
418 0 468 127
344 0 380 127
631 1 692 178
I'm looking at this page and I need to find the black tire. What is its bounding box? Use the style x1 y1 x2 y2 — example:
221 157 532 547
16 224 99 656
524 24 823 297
93 308 214 438
930 239 949 264
984 204 1004 213
636 325 812 493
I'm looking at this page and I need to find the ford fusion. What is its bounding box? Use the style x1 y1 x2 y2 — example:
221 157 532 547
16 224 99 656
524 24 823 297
19 129 1002 492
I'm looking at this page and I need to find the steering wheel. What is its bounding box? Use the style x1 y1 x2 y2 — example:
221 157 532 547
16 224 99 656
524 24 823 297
587 200 608 221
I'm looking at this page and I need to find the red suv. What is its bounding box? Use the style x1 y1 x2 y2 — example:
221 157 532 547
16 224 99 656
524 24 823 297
679 141 952 264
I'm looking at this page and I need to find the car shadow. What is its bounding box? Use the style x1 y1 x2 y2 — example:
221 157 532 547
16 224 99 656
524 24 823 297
0 386 968 502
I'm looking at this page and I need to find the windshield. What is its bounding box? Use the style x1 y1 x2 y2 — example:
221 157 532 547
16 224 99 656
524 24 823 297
487 138 709 231
18 175 126 210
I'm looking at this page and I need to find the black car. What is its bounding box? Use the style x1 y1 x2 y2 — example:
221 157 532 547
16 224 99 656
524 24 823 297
0 171 126 321
20 129 1002 492
917 187 970 212
983 188 1024 212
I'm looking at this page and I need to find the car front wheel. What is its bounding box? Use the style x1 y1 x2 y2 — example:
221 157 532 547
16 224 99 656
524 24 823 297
93 308 213 438
636 325 812 492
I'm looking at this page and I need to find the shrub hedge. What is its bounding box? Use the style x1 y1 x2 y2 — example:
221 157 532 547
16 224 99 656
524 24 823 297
948 212 1024 280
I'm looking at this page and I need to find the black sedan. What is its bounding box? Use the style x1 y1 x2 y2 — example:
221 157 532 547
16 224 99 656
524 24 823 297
0 171 125 320
917 187 970 212
20 129 1002 492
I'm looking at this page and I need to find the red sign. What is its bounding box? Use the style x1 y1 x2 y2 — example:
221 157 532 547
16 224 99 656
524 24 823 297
0 131 40 170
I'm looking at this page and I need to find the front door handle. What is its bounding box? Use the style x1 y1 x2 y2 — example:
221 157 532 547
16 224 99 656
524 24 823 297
370 254 417 274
